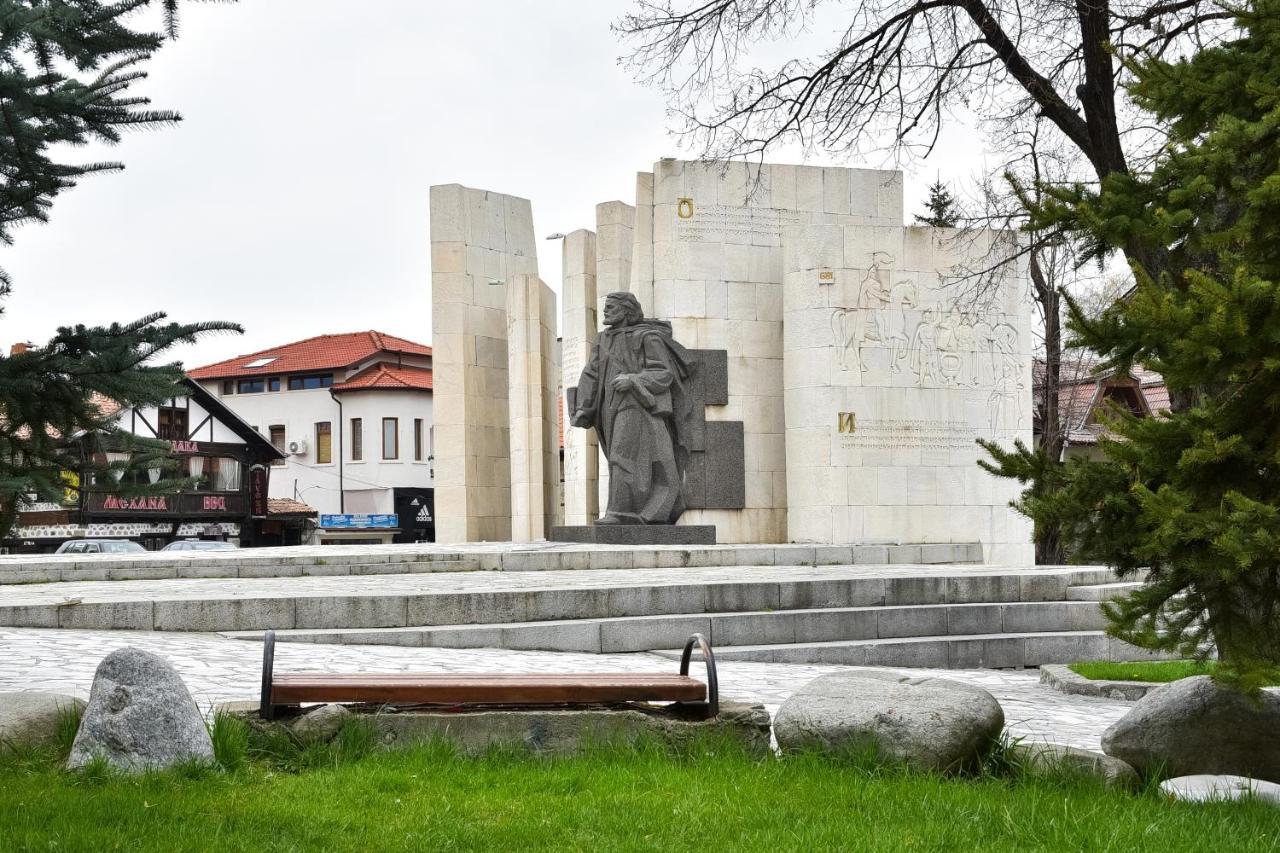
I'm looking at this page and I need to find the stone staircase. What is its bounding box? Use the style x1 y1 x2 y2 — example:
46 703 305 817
0 543 1158 669
216 567 1153 669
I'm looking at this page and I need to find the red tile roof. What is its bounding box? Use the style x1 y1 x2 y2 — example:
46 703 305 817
267 498 317 517
189 331 431 380
332 364 433 393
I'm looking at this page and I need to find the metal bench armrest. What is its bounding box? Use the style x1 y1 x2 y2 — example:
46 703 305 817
678 633 719 717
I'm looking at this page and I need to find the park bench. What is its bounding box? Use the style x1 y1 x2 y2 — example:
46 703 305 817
258 630 719 721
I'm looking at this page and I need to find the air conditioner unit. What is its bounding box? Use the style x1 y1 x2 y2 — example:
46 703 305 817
287 439 308 456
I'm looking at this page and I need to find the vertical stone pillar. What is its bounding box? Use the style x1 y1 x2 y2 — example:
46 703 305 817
594 200 635 515
506 274 558 541
560 230 599 526
429 184 537 543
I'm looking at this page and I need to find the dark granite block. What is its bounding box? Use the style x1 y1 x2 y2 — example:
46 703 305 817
550 525 717 545
696 350 729 405
703 421 745 508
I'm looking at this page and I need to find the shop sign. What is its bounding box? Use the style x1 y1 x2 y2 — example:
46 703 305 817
102 495 169 511
249 464 269 519
320 514 397 529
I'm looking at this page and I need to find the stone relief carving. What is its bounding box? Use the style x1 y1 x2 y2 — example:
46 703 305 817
829 252 1024 393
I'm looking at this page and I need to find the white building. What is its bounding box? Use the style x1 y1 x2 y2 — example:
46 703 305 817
189 331 435 542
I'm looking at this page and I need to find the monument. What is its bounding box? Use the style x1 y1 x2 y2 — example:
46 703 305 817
552 293 715 544
429 159 1034 563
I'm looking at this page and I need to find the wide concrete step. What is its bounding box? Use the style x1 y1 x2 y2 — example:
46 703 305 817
0 566 1121 633
657 631 1178 669
225 600 1109 653
0 541 985 585
1066 582 1144 601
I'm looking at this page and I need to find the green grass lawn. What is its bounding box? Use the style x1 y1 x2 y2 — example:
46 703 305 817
1068 659 1280 685
1 730 1277 853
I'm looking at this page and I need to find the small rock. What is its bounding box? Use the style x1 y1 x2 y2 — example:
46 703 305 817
289 704 352 743
1160 775 1280 806
1102 676 1280 782
1012 742 1139 789
0 692 85 751
773 670 1004 772
68 647 213 773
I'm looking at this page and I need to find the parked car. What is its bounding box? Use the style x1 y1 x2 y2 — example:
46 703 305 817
54 539 146 555
161 540 237 552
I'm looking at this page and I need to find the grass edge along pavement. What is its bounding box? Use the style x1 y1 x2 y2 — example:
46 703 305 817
0 719 1277 852
1069 660 1280 685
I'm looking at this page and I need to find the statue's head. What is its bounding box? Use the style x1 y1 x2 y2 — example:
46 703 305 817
602 292 644 328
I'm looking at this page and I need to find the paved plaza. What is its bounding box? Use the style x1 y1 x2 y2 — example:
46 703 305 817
0 627 1132 751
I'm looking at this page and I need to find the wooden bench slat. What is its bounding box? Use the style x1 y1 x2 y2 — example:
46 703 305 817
271 673 706 705
258 631 720 719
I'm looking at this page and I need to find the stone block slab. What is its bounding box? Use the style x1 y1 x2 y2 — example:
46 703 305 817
550 526 717 545
153 598 295 632
600 615 711 653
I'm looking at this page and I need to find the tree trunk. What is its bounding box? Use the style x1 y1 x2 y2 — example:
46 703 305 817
1031 250 1067 565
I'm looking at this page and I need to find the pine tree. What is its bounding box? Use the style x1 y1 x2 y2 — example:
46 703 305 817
989 0 1280 686
913 178 962 228
0 2 239 541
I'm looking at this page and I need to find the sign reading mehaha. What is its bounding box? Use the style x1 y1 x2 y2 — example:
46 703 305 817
320 514 398 529
102 495 168 511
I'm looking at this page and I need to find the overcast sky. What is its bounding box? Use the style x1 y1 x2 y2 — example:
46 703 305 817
1 1 990 369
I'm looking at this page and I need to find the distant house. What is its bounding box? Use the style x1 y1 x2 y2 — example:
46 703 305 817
6 378 294 553
1033 360 1169 460
188 331 435 544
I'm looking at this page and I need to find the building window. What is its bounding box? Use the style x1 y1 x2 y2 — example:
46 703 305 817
268 377 282 392
221 380 235 395
382 418 398 460
316 422 332 464
414 419 424 461
206 457 242 491
237 378 265 394
288 374 333 391
269 425 286 466
351 418 363 461
157 406 189 440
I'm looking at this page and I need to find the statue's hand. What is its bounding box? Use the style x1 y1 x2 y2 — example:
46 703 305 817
570 409 592 428
611 374 635 393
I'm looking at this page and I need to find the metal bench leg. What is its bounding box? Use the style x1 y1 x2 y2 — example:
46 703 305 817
679 633 719 718
259 630 276 720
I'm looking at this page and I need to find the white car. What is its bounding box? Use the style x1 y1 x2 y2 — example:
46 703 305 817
54 539 146 555
162 540 237 552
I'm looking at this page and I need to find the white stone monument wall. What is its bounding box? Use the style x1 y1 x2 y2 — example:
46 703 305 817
639 159 902 543
429 184 537 543
560 230 599 526
507 274 559 541
782 223 1035 563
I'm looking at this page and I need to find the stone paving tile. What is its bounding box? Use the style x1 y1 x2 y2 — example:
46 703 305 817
0 564 1096 605
0 628 1132 751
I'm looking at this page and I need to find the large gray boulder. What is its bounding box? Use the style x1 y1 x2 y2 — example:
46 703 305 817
773 670 1005 772
1102 676 1280 783
0 692 86 751
68 647 213 772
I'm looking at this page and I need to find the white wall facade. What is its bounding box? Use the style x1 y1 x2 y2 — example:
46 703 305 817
195 378 433 517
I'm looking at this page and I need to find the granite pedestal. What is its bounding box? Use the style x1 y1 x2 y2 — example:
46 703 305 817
550 525 717 545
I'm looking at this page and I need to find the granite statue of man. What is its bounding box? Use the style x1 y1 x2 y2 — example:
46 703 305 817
570 292 696 525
